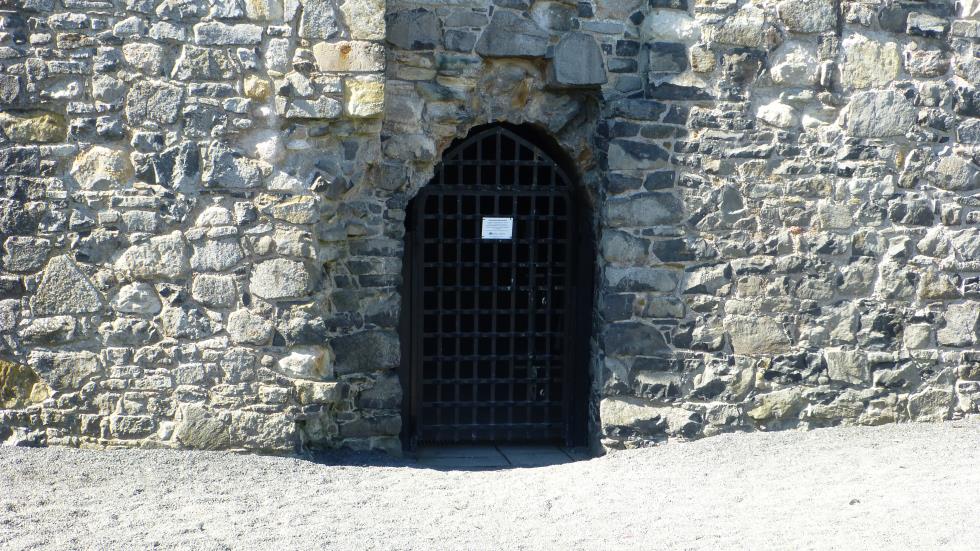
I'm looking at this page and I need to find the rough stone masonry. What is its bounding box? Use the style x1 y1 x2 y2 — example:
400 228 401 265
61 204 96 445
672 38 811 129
1 0 979 454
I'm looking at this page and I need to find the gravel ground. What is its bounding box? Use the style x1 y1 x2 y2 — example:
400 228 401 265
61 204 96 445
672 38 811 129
2 421 980 550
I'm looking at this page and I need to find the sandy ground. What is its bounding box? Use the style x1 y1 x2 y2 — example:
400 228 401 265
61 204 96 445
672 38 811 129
2 421 980 550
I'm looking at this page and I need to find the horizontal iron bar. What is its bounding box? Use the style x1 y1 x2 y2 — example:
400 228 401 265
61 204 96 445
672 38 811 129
421 376 562 384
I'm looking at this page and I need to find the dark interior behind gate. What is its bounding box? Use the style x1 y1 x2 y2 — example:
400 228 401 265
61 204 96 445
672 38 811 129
400 124 593 448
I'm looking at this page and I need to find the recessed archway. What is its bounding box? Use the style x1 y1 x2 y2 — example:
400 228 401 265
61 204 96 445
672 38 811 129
398 123 595 450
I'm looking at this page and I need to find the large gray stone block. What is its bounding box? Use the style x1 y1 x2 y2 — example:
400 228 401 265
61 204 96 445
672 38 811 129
549 32 607 86
31 255 103 316
846 90 917 138
387 9 441 50
249 259 312 300
475 11 549 58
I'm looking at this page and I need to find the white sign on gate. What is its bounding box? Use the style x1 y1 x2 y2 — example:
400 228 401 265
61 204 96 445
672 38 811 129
481 217 514 240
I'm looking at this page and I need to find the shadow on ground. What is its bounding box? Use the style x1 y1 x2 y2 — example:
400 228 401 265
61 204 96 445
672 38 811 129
305 444 593 471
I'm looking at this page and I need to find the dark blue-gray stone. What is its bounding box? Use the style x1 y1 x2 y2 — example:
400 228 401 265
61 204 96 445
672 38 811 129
646 83 712 100
0 198 35 235
603 321 669 356
607 98 667 120
604 267 680 292
474 11 548 58
649 0 688 9
0 146 39 176
550 32 607 86
332 329 400 375
604 192 683 227
649 42 688 73
443 29 477 52
651 238 697 262
387 9 441 50
644 171 675 190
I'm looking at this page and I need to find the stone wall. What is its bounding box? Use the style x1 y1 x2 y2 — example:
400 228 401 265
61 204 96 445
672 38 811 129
1 0 979 453
0 0 399 452
596 0 980 447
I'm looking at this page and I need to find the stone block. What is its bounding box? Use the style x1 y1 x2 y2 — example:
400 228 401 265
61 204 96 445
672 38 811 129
711 5 779 50
908 387 953 422
172 45 239 80
278 346 333 380
300 0 341 39
114 231 189 281
122 42 166 75
0 111 66 143
725 315 792 355
387 8 441 50
29 350 101 391
846 90 916 138
2 236 51 273
757 101 797 129
191 274 237 308
244 0 282 20
125 80 184 125
474 10 549 58
0 359 48 409
770 42 818 85
70 145 132 190
31 255 103 316
111 282 162 315
109 415 157 438
600 230 650 265
746 388 805 424
550 32 607 86
296 380 345 405
607 139 670 170
601 397 701 439
357 373 400 409
190 238 245 271
193 22 263 45
604 192 683 227
603 321 669 356
777 0 836 33
930 155 979 192
841 34 901 90
823 348 870 385
937 302 980 347
202 142 265 189
648 42 687 74
604 267 679 293
332 329 399 375
249 259 312 300
313 41 385 72
159 306 214 339
0 74 19 104
227 309 274 345
175 404 231 450
345 75 384 117
230 411 299 452
907 13 948 38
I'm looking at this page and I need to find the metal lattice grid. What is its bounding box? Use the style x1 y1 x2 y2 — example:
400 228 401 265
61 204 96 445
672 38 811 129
408 125 576 444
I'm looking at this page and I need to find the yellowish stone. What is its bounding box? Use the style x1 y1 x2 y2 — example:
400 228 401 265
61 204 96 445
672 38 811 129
0 111 66 143
345 76 384 117
0 359 49 409
70 145 133 190
244 74 271 100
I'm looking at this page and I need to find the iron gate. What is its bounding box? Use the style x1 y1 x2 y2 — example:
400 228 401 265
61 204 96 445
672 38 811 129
406 125 578 445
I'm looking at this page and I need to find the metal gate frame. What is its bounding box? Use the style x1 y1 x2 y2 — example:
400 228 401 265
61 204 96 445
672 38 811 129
399 124 594 449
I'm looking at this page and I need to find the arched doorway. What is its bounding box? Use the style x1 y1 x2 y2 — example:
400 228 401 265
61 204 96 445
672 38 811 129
400 123 594 449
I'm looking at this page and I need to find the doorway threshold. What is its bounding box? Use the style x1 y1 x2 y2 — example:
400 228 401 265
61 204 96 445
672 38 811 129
413 444 590 469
